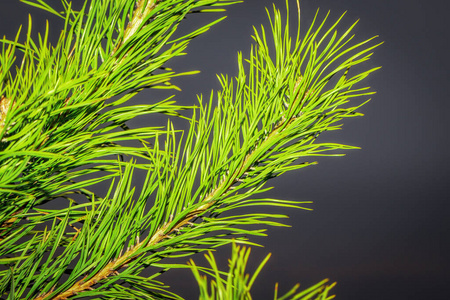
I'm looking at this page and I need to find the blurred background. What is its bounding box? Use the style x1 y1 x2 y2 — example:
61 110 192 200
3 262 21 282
1 0 449 299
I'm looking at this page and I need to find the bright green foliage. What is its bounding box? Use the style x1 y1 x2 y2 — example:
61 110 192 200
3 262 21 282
0 0 380 299
189 242 335 299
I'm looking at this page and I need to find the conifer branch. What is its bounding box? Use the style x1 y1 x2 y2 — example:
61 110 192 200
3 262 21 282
0 1 380 298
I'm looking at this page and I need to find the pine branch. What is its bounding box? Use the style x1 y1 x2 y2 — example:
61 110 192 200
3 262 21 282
27 3 380 298
0 1 380 298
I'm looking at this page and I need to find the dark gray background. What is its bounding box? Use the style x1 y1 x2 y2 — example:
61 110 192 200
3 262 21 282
1 0 449 299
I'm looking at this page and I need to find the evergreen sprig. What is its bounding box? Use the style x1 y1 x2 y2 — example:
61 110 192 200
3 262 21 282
0 0 380 298
189 242 335 299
